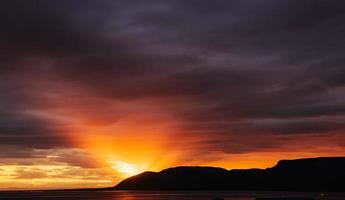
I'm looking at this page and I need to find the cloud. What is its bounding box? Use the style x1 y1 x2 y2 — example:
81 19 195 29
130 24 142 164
51 149 102 168
14 167 48 179
0 0 345 175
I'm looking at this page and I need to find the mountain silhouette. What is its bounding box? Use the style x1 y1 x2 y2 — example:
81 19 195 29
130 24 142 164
113 157 345 191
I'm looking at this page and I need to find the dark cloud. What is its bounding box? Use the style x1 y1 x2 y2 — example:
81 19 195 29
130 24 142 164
250 118 345 135
0 93 69 149
1 0 345 159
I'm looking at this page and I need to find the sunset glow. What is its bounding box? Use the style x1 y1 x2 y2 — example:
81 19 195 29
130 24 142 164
111 161 143 177
1 1 345 190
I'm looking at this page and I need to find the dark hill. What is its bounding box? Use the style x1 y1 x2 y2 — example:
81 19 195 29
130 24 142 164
113 157 345 191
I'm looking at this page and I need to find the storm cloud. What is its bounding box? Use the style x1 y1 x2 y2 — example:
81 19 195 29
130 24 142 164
1 0 345 176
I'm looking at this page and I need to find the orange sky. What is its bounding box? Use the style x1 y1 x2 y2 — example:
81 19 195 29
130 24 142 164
1 1 345 190
1 83 344 190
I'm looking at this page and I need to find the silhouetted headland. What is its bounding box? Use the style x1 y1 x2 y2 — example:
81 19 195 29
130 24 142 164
255 198 315 200
113 157 345 191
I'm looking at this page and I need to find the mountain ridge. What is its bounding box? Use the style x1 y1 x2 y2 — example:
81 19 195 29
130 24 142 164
113 157 345 191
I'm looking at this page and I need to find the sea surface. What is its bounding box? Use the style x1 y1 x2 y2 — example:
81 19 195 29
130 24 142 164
0 190 344 200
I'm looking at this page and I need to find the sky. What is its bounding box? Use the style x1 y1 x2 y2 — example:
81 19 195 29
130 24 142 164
1 0 345 190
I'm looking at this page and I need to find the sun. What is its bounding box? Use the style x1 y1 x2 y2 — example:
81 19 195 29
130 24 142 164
110 160 142 177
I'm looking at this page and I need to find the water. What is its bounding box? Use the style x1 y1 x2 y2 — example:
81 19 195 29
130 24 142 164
0 190 344 200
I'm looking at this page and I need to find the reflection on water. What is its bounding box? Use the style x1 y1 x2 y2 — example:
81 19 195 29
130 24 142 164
0 190 344 200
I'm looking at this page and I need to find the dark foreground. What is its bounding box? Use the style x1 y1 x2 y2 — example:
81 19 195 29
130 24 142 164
115 157 345 191
0 191 344 200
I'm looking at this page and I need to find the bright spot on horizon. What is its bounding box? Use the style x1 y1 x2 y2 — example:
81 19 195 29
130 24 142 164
110 160 143 177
